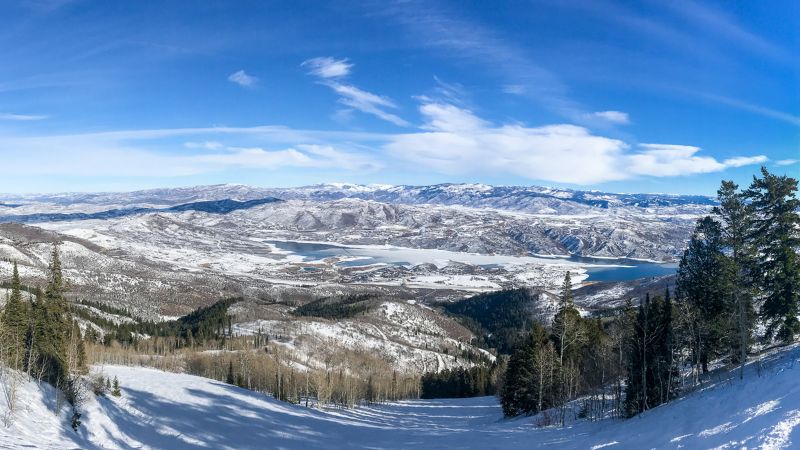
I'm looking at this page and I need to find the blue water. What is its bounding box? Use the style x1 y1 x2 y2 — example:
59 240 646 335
581 261 677 282
266 240 676 282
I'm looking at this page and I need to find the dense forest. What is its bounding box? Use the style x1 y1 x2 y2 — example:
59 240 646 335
292 294 376 319
420 365 500 399
443 288 539 354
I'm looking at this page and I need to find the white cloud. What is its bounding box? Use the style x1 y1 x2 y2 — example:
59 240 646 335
0 113 48 121
0 105 767 187
627 144 767 177
776 159 799 166
386 101 766 184
432 76 466 105
0 128 379 178
418 102 488 132
301 57 352 79
322 81 409 126
386 102 628 184
184 141 224 150
723 155 769 167
227 70 258 87
197 145 378 171
586 111 630 124
303 58 408 126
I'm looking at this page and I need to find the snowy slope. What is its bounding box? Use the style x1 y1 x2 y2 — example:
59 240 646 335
4 345 800 449
232 300 482 373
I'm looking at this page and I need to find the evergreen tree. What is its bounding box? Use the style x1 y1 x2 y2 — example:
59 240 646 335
30 245 72 389
677 216 732 374
1 262 28 369
743 167 800 343
624 293 675 416
714 180 756 377
501 342 532 416
501 323 553 416
70 320 87 374
551 271 584 366
655 290 678 404
112 376 121 397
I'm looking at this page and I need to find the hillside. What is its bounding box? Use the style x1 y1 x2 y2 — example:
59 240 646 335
2 344 800 449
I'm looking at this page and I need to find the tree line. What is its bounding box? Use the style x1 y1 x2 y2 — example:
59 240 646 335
500 168 799 421
420 365 500 399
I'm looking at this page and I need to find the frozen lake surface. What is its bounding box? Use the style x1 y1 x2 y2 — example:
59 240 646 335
266 240 676 282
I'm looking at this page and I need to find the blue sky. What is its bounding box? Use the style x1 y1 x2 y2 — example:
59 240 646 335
0 0 797 194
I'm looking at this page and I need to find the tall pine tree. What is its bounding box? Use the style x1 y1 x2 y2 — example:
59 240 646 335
1 262 28 369
624 293 676 417
551 271 584 367
33 244 71 388
714 180 756 378
677 216 732 374
743 167 800 343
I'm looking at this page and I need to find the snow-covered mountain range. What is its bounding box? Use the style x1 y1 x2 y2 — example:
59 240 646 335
0 182 708 261
0 182 715 215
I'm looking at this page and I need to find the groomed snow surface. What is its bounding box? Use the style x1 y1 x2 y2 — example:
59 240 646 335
4 345 800 449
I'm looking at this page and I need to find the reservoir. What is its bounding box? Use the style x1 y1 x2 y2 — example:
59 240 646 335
266 240 677 282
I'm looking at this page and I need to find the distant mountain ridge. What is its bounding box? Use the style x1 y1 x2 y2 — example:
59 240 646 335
0 182 716 216
273 183 716 213
0 197 283 223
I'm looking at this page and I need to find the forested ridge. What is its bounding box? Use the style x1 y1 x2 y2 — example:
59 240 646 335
442 288 538 354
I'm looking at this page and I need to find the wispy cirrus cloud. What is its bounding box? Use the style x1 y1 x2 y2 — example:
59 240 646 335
585 111 630 125
697 93 800 127
303 56 409 126
301 57 352 79
0 112 49 121
657 0 791 62
321 81 409 127
0 126 380 178
376 1 586 121
196 144 379 171
776 159 799 167
183 141 224 150
227 70 258 88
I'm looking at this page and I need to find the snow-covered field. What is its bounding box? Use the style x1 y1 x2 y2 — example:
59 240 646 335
3 345 800 449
